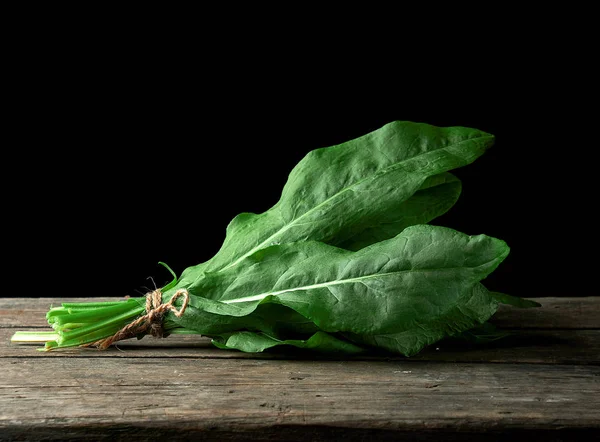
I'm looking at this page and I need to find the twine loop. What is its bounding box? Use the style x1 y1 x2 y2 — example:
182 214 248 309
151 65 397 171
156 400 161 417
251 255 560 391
85 288 189 350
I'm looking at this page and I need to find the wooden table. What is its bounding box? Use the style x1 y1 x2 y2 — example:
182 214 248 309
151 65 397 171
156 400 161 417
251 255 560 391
1 297 598 441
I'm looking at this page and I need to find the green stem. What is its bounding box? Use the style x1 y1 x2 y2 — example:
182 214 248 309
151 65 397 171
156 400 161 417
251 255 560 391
35 299 147 350
11 331 59 343
58 305 144 341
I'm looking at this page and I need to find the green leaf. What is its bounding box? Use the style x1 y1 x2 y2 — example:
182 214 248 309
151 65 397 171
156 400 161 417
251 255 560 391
343 283 500 356
27 121 512 356
338 172 462 251
170 224 509 356
173 121 493 289
450 321 512 344
212 331 366 354
489 291 542 308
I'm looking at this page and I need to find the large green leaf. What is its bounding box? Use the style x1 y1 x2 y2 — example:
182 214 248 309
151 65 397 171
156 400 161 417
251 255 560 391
210 283 499 356
169 225 509 355
343 283 500 356
338 172 461 251
173 121 492 290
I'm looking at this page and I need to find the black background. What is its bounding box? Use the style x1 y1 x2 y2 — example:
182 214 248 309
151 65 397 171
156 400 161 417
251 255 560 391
4 12 594 301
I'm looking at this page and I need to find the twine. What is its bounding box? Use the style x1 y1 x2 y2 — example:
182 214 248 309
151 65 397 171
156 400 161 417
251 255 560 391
84 288 189 350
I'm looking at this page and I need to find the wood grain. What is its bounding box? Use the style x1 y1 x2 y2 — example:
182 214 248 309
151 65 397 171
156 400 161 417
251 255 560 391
1 358 599 441
491 297 600 329
1 297 599 441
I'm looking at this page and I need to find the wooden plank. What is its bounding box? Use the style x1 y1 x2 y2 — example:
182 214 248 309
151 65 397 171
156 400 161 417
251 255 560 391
2 297 599 440
3 328 599 365
3 297 599 364
1 358 598 441
1 296 599 329
492 297 600 329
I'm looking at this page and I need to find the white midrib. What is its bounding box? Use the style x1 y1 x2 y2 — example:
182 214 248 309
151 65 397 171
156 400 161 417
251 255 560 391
222 271 398 304
218 135 491 274
221 259 499 305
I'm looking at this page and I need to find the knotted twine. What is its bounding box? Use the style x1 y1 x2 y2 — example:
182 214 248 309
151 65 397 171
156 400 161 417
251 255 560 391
84 288 189 350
